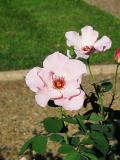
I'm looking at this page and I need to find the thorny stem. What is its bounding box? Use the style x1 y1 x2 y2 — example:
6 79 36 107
109 64 119 108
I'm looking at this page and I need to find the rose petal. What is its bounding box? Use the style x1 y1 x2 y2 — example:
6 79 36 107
94 36 112 52
81 25 99 46
49 88 62 99
35 88 62 107
55 90 85 111
37 68 53 88
25 67 45 92
62 87 80 99
62 59 87 80
43 52 69 74
62 80 80 98
35 90 50 107
65 31 82 49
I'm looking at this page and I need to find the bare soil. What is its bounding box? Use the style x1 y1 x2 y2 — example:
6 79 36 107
0 74 120 160
84 0 120 18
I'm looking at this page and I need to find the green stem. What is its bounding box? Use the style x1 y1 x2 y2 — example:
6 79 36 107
87 58 94 83
87 58 98 98
87 58 98 95
109 64 119 108
87 58 104 115
99 91 104 115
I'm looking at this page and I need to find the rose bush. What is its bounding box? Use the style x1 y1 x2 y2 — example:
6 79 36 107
19 26 120 160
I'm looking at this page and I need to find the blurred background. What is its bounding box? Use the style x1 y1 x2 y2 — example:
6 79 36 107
0 0 120 71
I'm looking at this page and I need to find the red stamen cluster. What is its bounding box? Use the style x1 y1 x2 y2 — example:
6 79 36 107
53 76 66 89
83 46 94 55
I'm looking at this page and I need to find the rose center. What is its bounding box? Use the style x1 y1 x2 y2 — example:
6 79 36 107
83 46 91 52
53 76 65 89
82 46 95 55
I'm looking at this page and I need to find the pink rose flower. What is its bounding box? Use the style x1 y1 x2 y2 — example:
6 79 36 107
65 25 112 59
26 52 87 111
114 49 120 63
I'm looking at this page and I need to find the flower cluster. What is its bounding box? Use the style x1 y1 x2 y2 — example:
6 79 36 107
26 25 112 111
20 25 120 160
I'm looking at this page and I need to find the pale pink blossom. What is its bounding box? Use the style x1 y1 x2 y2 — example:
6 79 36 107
26 52 87 111
65 25 112 59
114 49 120 63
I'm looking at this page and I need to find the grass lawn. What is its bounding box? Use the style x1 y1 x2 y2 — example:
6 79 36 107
0 0 120 71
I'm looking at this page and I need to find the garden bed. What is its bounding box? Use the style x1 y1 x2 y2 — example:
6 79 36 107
0 74 120 160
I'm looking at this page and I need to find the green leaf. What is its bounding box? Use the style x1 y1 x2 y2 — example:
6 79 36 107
82 152 98 160
32 136 47 154
50 134 64 142
70 137 80 147
63 116 78 124
89 113 104 122
64 151 81 160
100 81 113 92
43 117 64 133
79 145 95 154
76 117 87 133
104 123 115 138
91 124 104 131
19 136 35 155
75 115 86 121
90 123 115 138
68 47 76 58
89 131 109 155
81 137 94 145
58 144 74 154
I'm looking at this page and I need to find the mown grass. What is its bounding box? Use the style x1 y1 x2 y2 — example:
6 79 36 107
0 0 120 71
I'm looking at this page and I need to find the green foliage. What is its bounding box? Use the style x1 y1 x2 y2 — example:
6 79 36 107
79 145 95 154
82 152 98 160
19 137 34 155
89 131 109 155
32 136 48 154
81 137 94 145
63 116 78 124
70 137 80 147
19 135 47 155
64 151 81 160
100 81 113 92
19 60 120 159
76 116 87 133
43 117 64 133
90 122 115 138
50 133 64 142
89 113 104 122
58 144 75 154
